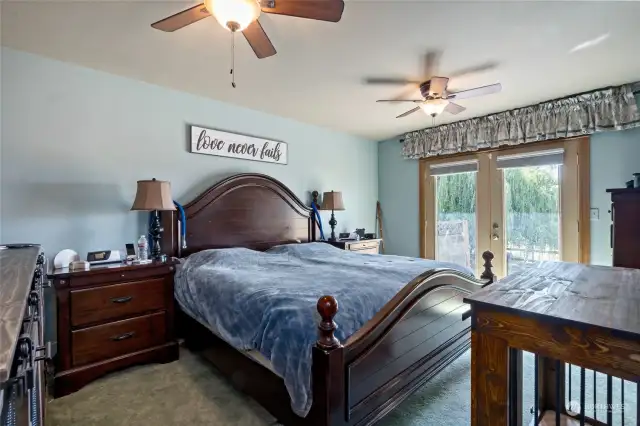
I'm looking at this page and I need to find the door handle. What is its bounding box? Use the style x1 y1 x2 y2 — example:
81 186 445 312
610 224 613 249
111 296 133 304
492 222 500 240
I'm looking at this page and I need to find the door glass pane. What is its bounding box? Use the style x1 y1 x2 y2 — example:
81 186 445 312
504 165 560 275
435 172 477 272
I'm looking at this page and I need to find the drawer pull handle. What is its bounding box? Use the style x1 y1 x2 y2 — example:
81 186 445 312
111 296 133 304
111 332 135 341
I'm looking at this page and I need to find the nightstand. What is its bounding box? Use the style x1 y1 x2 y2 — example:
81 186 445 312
48 260 179 397
325 238 382 254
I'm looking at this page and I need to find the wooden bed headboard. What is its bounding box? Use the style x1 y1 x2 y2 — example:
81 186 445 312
160 173 316 258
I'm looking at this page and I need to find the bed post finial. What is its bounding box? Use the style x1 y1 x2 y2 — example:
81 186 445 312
481 250 496 284
312 190 319 206
316 295 341 350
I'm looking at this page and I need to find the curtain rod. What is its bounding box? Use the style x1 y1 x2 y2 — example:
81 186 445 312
399 81 640 143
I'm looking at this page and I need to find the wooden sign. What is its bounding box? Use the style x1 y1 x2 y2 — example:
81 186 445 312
190 125 287 165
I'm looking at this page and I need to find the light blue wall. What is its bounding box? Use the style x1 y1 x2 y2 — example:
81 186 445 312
378 95 640 265
378 137 419 257
0 48 378 257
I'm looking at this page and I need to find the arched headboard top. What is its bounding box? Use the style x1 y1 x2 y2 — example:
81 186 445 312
161 173 316 257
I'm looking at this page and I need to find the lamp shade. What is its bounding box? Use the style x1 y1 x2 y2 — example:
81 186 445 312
130 179 176 211
320 191 345 211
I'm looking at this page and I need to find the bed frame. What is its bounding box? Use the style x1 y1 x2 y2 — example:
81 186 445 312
160 173 495 426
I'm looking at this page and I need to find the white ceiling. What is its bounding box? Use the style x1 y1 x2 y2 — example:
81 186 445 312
2 1 640 141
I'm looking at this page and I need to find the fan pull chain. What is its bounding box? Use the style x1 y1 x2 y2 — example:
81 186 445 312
230 32 236 88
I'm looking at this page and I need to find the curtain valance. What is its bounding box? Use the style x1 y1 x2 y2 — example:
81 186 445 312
402 84 640 159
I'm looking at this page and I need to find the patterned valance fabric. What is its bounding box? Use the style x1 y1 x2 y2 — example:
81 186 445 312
402 84 640 159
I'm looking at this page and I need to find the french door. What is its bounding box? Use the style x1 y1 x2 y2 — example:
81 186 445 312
420 138 589 278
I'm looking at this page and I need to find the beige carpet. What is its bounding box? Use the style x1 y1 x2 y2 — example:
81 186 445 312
48 346 476 426
49 347 637 426
49 348 277 426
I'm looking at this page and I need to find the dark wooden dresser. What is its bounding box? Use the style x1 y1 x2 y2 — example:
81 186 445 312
49 261 179 397
607 187 640 269
325 238 382 254
0 244 50 426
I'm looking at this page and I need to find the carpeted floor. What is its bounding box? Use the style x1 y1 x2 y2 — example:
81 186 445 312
49 348 636 426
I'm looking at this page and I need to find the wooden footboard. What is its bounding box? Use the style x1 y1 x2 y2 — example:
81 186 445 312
179 253 495 426
310 252 495 426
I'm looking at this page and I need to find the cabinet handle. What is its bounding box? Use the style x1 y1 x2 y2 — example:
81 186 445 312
111 296 133 304
111 332 135 341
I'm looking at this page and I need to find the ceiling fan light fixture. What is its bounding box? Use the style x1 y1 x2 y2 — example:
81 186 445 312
205 0 261 32
419 100 448 116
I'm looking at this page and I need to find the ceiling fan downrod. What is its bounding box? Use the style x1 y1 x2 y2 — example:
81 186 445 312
230 29 237 88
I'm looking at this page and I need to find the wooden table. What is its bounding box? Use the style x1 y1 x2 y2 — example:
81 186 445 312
464 261 640 426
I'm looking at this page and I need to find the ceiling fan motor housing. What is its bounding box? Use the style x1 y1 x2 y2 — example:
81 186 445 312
420 81 440 99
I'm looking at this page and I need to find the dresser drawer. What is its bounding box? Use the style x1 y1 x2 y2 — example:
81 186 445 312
71 312 166 367
70 278 166 327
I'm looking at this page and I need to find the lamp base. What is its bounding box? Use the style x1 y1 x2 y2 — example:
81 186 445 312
149 210 164 261
328 210 337 242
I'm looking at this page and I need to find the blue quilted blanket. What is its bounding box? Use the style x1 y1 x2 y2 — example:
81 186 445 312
174 242 472 417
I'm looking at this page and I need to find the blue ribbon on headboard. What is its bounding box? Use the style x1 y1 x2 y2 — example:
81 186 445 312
311 201 325 241
174 201 187 249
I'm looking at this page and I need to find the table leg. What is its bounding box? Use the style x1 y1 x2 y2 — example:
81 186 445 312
471 330 510 426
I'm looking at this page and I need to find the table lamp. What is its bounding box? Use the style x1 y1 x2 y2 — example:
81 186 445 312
131 178 175 260
320 191 345 242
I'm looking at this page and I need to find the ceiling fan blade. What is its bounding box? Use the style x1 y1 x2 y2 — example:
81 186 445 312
428 77 449 97
262 0 344 22
447 83 502 100
444 102 466 115
243 20 277 59
422 50 442 79
151 3 210 32
396 107 421 119
377 99 423 103
365 78 422 85
449 61 499 79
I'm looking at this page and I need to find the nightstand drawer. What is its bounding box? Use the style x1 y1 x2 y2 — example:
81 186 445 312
72 312 166 367
351 247 379 254
348 241 380 251
63 263 175 288
70 278 166 327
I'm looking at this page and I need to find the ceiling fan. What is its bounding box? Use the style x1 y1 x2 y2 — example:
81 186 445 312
376 78 502 118
151 0 345 60
367 52 502 119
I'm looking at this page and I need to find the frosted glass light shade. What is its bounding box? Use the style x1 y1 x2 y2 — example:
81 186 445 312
205 0 261 31
420 100 448 116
